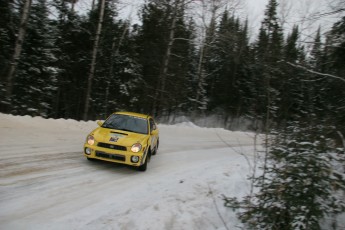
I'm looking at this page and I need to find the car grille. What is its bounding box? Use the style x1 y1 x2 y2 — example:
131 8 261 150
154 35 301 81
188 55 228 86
95 151 126 161
98 142 127 151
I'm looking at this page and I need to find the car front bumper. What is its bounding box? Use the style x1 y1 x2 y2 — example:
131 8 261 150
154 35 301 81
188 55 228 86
84 143 146 166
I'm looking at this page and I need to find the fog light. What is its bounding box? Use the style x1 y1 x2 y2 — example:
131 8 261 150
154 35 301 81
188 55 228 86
131 156 139 163
85 147 91 155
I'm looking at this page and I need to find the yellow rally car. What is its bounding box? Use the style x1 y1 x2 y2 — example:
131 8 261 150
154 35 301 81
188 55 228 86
84 112 159 171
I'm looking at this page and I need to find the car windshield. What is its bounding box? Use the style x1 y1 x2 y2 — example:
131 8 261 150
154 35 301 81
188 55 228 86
102 114 148 134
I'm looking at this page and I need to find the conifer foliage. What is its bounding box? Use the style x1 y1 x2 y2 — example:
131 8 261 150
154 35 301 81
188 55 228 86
1 0 342 125
0 0 345 228
225 121 345 229
222 1 345 229
12 0 57 117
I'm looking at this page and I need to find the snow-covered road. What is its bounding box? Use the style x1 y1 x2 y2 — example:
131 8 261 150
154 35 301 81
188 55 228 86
0 114 257 230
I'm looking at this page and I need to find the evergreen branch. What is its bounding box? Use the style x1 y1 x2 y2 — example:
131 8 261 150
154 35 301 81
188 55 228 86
284 61 345 83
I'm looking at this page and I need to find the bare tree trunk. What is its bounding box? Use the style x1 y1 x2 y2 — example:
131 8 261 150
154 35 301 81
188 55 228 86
152 0 182 116
4 0 32 111
91 0 96 11
70 0 79 12
193 2 217 113
83 0 106 120
194 41 205 112
261 73 271 183
104 22 129 116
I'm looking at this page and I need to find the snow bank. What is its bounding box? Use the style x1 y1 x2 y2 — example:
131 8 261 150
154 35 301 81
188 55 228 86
0 113 259 229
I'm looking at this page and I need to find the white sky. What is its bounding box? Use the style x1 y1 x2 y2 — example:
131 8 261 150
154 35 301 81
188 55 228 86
73 0 344 44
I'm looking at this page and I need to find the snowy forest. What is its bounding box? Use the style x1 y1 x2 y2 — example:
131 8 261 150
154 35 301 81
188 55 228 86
0 0 343 127
1 0 345 229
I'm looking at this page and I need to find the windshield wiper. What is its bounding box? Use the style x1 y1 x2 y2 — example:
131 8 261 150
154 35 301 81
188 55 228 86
116 128 134 132
102 124 119 129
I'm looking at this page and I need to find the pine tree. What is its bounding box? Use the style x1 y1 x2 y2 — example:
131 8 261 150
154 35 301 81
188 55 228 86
160 0 193 118
224 5 345 229
10 0 57 117
85 1 144 119
323 16 345 144
278 25 306 124
184 18 199 115
95 19 143 117
189 0 229 118
83 0 106 120
225 121 345 229
3 0 32 112
0 1 17 86
52 0 91 119
136 0 192 117
252 0 284 128
207 10 250 128
0 1 18 110
136 0 170 114
309 27 323 72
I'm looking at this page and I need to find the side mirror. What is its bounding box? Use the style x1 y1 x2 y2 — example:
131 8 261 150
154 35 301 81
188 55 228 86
97 120 104 127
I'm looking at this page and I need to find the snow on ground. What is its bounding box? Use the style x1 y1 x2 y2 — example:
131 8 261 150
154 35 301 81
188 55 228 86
0 113 259 230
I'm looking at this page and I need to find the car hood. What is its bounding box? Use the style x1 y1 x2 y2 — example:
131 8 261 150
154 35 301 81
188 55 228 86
92 127 148 146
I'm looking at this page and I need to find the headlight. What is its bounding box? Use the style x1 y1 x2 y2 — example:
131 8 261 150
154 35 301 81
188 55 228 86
131 143 142 153
87 135 95 145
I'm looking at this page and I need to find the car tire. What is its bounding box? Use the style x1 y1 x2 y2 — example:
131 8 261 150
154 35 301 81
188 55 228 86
87 157 95 161
152 146 157 155
138 152 150 171
138 159 147 171
152 139 159 155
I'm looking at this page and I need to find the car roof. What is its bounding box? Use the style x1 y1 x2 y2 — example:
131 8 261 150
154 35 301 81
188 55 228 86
114 111 151 119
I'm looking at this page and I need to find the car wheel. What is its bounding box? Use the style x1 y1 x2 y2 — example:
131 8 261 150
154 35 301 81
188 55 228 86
152 146 157 155
138 153 150 171
152 139 159 155
87 157 95 161
138 159 147 171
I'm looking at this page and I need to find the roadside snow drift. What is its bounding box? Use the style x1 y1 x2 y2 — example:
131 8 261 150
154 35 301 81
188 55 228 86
0 113 258 230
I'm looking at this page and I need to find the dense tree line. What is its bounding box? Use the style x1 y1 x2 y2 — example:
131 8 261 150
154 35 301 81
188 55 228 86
221 0 345 229
1 0 344 228
0 0 343 129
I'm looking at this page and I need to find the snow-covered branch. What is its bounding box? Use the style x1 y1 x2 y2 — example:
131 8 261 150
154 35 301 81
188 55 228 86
337 131 345 153
284 61 345 83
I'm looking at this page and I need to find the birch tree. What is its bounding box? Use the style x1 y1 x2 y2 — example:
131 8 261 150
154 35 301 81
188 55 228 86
137 0 192 116
103 21 130 116
83 0 106 120
4 0 32 111
11 0 58 117
183 0 220 117
190 0 242 116
152 0 187 115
